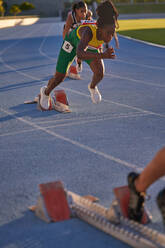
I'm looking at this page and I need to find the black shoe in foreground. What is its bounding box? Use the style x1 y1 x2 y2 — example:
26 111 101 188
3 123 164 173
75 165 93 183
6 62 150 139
157 188 165 226
127 172 146 223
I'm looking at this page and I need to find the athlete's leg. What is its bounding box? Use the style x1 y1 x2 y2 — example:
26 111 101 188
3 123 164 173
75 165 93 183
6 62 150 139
39 72 66 111
127 147 165 223
45 72 66 96
89 58 105 88
39 40 76 110
87 59 104 104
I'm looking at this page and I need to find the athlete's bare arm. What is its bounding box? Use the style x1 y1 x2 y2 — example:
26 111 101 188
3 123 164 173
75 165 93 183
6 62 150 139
63 12 73 39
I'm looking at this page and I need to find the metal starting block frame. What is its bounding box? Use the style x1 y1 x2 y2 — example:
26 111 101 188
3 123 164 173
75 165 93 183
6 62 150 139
31 182 165 248
68 191 165 248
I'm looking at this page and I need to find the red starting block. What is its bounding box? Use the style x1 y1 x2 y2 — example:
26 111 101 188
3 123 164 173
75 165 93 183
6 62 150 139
114 185 151 224
67 65 81 80
29 181 100 222
53 90 69 105
48 90 71 113
32 181 70 222
29 182 151 225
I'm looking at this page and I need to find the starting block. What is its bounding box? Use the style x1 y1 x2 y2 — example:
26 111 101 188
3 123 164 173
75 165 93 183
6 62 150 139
24 90 71 113
53 90 69 106
113 185 151 224
48 90 71 113
29 181 165 248
30 181 71 222
67 65 81 80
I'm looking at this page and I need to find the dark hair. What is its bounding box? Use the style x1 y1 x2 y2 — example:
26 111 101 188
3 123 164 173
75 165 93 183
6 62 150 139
72 1 87 12
96 0 119 28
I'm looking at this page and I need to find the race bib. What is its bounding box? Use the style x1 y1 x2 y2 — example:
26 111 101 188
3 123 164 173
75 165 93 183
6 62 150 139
62 41 73 53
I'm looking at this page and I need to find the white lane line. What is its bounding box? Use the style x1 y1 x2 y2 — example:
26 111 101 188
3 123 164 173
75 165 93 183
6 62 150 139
0 113 150 137
83 67 165 88
0 107 142 171
106 72 165 88
59 85 165 118
119 34 165 49
0 24 46 56
34 111 145 124
0 128 36 137
116 59 165 72
41 113 151 129
39 23 58 61
1 108 165 183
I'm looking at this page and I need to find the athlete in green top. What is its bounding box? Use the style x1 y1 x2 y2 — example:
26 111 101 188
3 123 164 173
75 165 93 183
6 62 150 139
39 0 118 110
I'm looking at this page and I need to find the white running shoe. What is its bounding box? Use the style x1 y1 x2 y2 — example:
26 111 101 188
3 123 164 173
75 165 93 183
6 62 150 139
76 61 82 73
88 84 102 104
39 86 49 110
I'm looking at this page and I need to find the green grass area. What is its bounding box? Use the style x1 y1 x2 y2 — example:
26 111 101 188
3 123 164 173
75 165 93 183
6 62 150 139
118 28 165 45
117 18 165 45
116 3 165 14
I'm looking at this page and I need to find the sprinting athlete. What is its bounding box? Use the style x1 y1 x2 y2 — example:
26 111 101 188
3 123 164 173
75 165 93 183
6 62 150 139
63 1 92 40
39 0 118 110
63 1 93 74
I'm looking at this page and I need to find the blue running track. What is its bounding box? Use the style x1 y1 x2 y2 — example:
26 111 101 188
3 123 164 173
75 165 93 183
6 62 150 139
0 19 165 248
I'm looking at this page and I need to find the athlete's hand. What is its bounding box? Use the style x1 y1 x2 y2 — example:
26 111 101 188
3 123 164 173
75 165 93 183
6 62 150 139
103 47 116 59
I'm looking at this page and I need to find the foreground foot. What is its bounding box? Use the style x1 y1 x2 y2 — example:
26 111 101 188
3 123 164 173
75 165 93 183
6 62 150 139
88 84 102 104
39 86 49 110
157 188 165 225
128 172 146 222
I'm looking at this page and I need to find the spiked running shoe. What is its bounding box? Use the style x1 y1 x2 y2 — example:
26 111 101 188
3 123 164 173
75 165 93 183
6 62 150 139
88 84 102 104
157 188 165 226
39 86 49 111
128 172 146 223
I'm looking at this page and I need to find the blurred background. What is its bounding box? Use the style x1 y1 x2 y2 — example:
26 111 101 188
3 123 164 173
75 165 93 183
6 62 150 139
0 0 165 19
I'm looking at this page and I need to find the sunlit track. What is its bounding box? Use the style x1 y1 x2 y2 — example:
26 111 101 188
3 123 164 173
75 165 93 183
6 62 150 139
0 112 150 136
0 27 38 55
38 23 60 61
33 111 148 124
1 54 165 119
0 106 151 172
1 105 165 184
116 59 165 71
0 19 165 248
106 72 165 88
83 67 165 88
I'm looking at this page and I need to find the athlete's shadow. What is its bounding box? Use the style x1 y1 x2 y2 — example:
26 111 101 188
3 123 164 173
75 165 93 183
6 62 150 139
0 210 46 247
0 80 42 93
13 103 61 118
0 103 61 123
